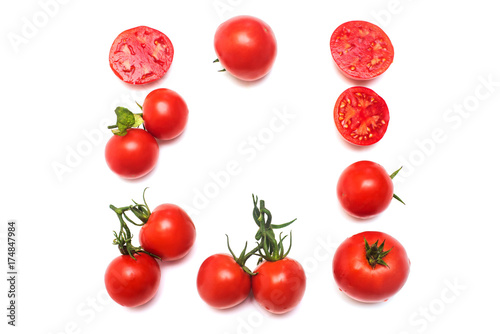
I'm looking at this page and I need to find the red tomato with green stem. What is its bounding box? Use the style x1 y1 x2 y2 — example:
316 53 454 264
252 257 306 314
139 203 196 261
105 253 161 307
197 237 256 309
334 86 389 146
333 231 410 303
214 15 277 81
105 128 159 179
142 88 189 140
109 26 174 85
330 21 394 80
105 204 161 307
337 160 404 219
250 196 306 314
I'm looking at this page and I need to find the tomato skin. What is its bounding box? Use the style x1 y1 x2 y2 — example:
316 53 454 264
197 254 251 309
105 128 159 179
252 258 306 314
330 21 394 80
333 231 410 303
334 86 389 146
214 15 277 81
142 88 189 140
104 253 161 307
139 204 196 261
109 26 173 85
337 161 394 219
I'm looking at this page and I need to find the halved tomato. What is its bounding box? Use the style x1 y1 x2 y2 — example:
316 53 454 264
330 21 394 80
109 26 174 85
333 86 389 146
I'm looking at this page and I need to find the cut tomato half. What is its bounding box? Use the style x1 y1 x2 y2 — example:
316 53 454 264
333 86 389 146
330 21 394 80
109 26 173 85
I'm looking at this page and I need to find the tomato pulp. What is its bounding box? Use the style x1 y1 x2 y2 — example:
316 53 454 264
334 86 389 146
109 26 174 85
330 21 394 80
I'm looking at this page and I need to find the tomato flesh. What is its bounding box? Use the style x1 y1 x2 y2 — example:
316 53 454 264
139 204 196 261
334 86 389 146
333 231 410 303
109 26 173 85
330 21 394 80
197 254 251 309
104 253 161 307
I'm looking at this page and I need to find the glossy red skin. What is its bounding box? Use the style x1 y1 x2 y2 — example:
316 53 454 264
197 254 251 309
139 204 196 261
104 253 161 307
143 88 189 140
214 16 277 81
109 26 174 85
334 86 389 146
333 231 410 303
252 258 306 314
337 161 394 219
105 128 159 179
330 21 394 80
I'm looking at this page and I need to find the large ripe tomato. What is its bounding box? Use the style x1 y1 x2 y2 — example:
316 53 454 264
139 204 196 261
334 86 389 146
337 160 394 219
104 253 161 307
142 88 189 140
109 26 174 85
197 254 251 309
214 15 277 81
333 231 410 303
330 21 394 80
252 258 306 314
105 128 159 179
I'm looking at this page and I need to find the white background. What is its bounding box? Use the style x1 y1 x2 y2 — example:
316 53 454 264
1 0 499 333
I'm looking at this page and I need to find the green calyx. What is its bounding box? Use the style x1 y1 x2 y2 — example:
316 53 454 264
110 188 158 260
364 237 393 269
390 166 406 205
226 235 259 276
107 105 144 136
252 195 296 263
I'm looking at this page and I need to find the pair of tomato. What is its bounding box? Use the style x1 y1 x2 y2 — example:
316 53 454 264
105 88 189 179
105 202 196 307
331 21 394 146
197 255 306 314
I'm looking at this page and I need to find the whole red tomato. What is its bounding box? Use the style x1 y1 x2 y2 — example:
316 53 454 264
105 128 159 179
104 253 161 307
252 258 306 314
333 231 410 303
337 160 394 219
214 15 277 81
139 204 196 261
197 254 251 309
142 88 189 140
